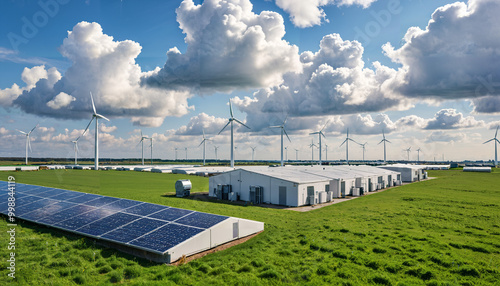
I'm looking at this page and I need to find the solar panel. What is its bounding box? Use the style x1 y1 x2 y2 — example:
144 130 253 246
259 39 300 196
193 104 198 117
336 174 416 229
101 218 165 243
130 223 204 253
75 212 141 236
148 207 194 222
0 182 238 258
175 212 229 229
123 202 168 216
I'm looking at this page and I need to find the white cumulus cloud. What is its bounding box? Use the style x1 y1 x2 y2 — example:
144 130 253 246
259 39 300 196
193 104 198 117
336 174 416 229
46 92 76 109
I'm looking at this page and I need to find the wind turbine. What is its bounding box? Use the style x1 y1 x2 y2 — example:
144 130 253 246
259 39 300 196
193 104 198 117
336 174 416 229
250 146 256 161
148 137 154 165
378 131 391 164
324 144 328 161
483 126 499 167
199 130 211 166
185 147 188 161
82 92 110 171
71 136 81 165
340 129 358 165
285 146 288 162
270 116 291 167
309 139 318 163
214 146 219 161
359 142 367 162
310 122 327 165
18 124 38 165
404 147 412 162
295 148 299 161
416 148 422 163
174 147 178 161
218 99 250 168
137 130 150 165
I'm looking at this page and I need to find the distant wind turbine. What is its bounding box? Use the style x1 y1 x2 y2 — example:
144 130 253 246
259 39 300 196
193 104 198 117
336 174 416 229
378 131 391 164
285 146 288 162
214 146 219 161
404 147 412 162
324 144 328 161
174 147 178 161
148 137 154 165
310 121 327 165
270 116 291 167
199 130 211 166
82 92 110 171
295 148 299 161
218 99 250 168
309 139 318 163
416 148 422 162
185 147 188 161
71 136 81 165
340 129 358 165
359 142 367 161
250 146 256 161
483 126 499 167
137 130 150 165
17 124 38 165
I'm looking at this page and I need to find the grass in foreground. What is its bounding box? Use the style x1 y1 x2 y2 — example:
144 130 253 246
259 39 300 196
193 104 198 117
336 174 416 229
0 169 499 285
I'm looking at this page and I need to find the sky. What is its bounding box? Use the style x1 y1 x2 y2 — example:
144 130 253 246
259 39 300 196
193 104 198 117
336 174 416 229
0 0 499 163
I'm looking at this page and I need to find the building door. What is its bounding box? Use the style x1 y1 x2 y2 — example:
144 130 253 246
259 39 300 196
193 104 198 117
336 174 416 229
279 186 287 205
307 186 314 205
340 182 346 198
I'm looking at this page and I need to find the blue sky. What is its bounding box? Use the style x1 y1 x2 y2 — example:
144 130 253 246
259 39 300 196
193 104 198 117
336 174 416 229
1 0 499 162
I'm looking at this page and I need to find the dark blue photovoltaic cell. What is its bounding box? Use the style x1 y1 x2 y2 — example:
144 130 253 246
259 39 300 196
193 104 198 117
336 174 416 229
75 212 141 236
123 203 168 216
101 218 165 243
16 195 44 206
16 199 59 216
36 188 68 198
19 186 50 195
105 199 143 211
50 191 86 201
21 201 76 221
39 204 95 224
55 208 116 230
83 196 120 207
175 212 228 229
148 207 193 222
130 224 204 253
66 193 102 203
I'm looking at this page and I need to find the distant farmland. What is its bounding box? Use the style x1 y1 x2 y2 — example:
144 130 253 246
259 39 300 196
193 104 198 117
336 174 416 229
0 169 498 285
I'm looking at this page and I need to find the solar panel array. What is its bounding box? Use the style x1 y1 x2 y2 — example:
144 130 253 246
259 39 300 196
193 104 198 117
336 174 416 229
0 181 229 254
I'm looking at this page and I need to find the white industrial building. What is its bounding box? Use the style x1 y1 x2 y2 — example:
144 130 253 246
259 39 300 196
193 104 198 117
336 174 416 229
377 164 428 182
208 165 401 207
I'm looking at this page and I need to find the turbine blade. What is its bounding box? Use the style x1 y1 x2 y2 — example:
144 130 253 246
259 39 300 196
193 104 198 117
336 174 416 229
320 120 328 132
17 130 27 135
340 139 347 147
29 124 38 134
496 126 499 138
140 130 143 138
95 114 110 121
283 114 288 125
320 131 326 138
386 140 392 144
229 99 233 118
198 139 205 147
378 140 383 145
269 125 281 128
218 121 231 134
483 139 494 144
283 128 291 142
90 92 97 114
309 132 319 135
82 118 94 136
234 118 250 129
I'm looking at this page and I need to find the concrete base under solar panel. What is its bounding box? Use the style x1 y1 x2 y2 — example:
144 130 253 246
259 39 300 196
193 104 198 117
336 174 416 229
82 218 264 263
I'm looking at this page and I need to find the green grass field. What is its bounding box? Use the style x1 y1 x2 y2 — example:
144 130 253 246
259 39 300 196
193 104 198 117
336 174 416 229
0 169 499 285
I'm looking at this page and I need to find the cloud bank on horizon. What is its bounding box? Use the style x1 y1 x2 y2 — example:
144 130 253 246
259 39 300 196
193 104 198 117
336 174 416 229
0 0 499 136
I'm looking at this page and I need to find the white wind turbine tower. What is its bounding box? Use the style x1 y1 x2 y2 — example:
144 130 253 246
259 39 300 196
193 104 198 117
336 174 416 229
310 122 327 165
214 146 219 161
250 146 256 161
404 147 412 162
174 147 178 161
416 147 422 162
340 129 358 165
218 99 250 168
378 131 391 164
295 148 299 161
483 126 499 167
199 130 211 166
309 139 318 163
137 130 150 165
269 116 291 167
82 92 110 171
148 137 154 165
285 146 288 162
359 142 367 162
185 147 188 161
18 124 38 165
71 136 81 165
324 144 328 161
